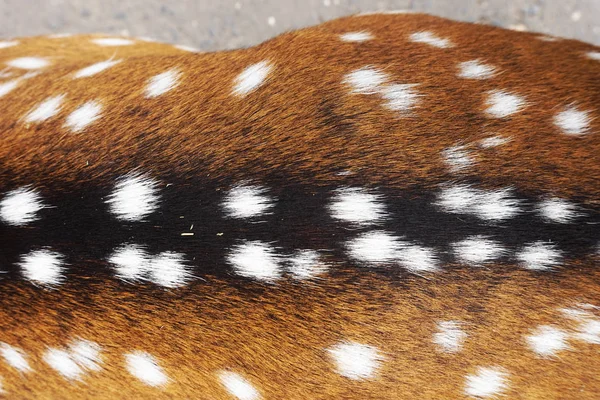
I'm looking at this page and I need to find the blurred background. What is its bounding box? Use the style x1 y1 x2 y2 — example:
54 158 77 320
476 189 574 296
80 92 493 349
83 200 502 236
1 0 599 50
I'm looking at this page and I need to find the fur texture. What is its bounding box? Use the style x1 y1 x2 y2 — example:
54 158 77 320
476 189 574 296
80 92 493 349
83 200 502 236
0 13 598 399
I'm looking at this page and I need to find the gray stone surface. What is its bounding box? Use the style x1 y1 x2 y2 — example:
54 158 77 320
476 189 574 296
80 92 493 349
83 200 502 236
0 0 599 50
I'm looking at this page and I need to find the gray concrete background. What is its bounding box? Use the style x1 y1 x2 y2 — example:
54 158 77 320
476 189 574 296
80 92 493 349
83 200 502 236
1 1 599 50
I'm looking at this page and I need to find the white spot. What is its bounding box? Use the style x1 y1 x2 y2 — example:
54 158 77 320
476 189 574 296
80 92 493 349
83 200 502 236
396 244 439 273
526 325 569 357
571 10 582 22
327 341 384 380
24 95 64 123
148 251 191 288
232 61 273 97
267 16 276 26
329 188 386 225
91 38 134 46
0 79 20 98
43 348 84 380
343 66 388 94
508 24 527 32
347 231 437 272
173 44 200 53
587 51 600 61
464 367 508 398
433 321 467 353
64 100 102 132
409 31 453 48
484 90 527 118
144 69 181 98
436 184 521 221
218 371 260 400
0 343 31 373
380 83 420 113
287 250 327 280
452 236 505 266
537 35 560 42
347 231 400 265
109 245 190 288
458 60 496 79
74 59 122 79
227 241 282 282
6 57 49 70
18 249 65 286
537 198 580 223
108 244 150 282
339 31 373 42
0 41 18 49
68 340 102 372
47 33 72 39
0 187 45 226
559 305 596 320
553 106 591 136
223 185 273 219
475 189 521 221
516 241 562 271
574 319 600 344
442 145 474 172
106 173 160 222
125 351 168 387
479 135 510 148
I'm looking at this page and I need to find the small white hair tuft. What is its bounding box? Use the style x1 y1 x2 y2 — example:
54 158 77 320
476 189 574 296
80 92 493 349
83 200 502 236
74 59 122 79
457 60 496 79
125 351 169 387
516 241 562 271
106 173 160 222
442 145 474 173
43 348 84 381
0 343 31 373
484 90 527 118
18 249 65 287
286 249 327 280
6 57 50 70
464 366 509 398
436 184 521 221
452 236 505 266
218 371 261 400
586 51 600 61
0 40 18 49
327 341 384 380
329 188 386 225
343 66 389 94
409 31 454 48
553 106 591 136
91 38 134 46
144 69 182 98
536 197 581 223
0 187 45 226
525 325 569 357
64 100 103 132
24 95 65 123
339 31 373 42
223 185 274 219
232 60 273 97
227 241 282 282
380 83 420 113
433 321 467 353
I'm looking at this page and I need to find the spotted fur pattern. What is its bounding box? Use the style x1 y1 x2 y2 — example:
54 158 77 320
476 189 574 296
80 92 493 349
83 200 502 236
0 12 599 399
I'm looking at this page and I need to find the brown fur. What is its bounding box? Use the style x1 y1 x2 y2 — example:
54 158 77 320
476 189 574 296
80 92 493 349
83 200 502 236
0 13 599 399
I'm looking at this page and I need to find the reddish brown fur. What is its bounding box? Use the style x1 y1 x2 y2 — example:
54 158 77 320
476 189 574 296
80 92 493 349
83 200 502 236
0 13 599 399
